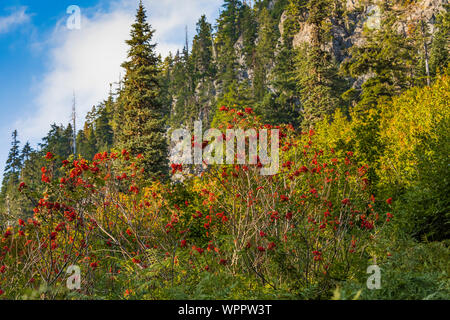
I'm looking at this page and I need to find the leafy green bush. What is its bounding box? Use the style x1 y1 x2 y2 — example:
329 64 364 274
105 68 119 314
336 240 449 300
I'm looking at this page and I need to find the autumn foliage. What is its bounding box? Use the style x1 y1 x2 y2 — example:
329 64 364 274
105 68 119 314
0 108 396 299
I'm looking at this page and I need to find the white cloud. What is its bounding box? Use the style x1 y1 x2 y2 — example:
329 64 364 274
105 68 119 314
18 9 133 142
16 0 222 146
0 7 31 34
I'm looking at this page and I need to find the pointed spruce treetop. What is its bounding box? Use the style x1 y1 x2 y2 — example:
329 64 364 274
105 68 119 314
123 1 159 71
4 130 22 183
116 1 168 181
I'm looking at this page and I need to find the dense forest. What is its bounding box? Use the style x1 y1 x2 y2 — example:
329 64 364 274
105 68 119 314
0 0 448 300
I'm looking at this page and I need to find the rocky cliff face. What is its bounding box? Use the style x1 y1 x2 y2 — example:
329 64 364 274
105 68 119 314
278 0 446 63
167 0 447 137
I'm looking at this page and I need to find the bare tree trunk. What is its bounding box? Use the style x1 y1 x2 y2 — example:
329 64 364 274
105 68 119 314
421 20 431 86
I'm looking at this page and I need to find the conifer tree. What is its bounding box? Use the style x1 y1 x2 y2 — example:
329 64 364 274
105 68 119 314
116 1 168 180
160 54 174 121
20 142 33 164
295 0 346 128
169 50 196 127
240 3 258 68
192 15 216 82
341 5 414 110
430 4 450 76
77 125 97 160
1 130 22 216
218 0 242 43
263 0 302 126
40 124 74 159
215 0 242 90
340 5 415 185
16 145 41 219
216 36 240 90
190 15 217 124
3 130 22 185
253 7 277 101
86 98 114 153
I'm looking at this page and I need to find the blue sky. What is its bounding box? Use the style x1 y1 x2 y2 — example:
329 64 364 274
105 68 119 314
0 0 222 180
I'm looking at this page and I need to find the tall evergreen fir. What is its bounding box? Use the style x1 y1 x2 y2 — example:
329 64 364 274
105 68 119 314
98 92 115 150
215 0 242 90
169 50 197 127
341 5 414 110
218 0 242 43
116 1 168 180
15 145 40 219
20 142 33 164
240 3 258 68
340 5 415 185
192 15 216 82
191 15 217 124
179 33 197 127
430 4 450 76
160 54 175 123
84 99 114 155
40 124 74 159
253 7 277 101
1 130 22 217
295 0 345 128
76 123 97 160
3 130 22 188
262 0 302 126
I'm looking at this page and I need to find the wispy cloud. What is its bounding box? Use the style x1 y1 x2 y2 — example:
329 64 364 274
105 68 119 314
0 7 31 34
16 0 222 147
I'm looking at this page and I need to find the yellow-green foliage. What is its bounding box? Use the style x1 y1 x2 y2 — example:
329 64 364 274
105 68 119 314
313 109 354 155
378 74 450 187
313 107 382 174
